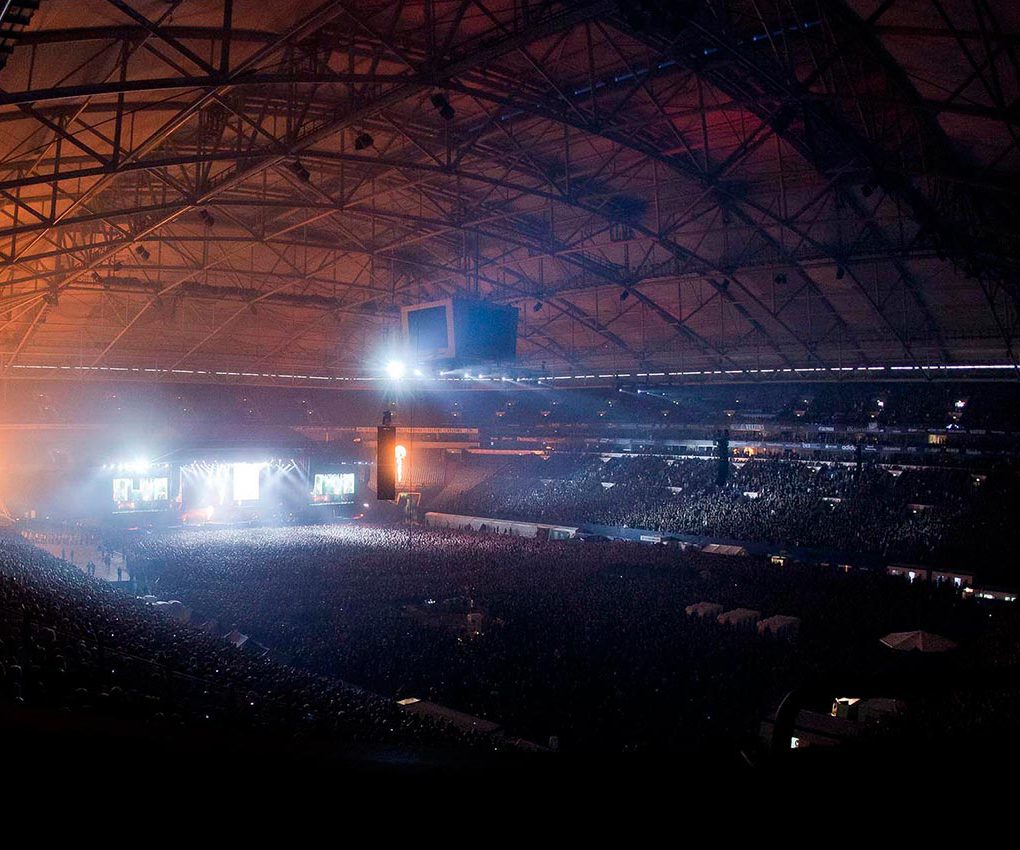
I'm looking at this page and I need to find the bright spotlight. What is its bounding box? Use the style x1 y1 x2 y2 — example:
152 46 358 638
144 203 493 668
386 360 406 380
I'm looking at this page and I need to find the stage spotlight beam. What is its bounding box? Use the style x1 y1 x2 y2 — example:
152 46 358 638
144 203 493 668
386 360 407 380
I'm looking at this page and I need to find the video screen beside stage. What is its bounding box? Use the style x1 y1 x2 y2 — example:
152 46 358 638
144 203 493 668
112 476 170 513
310 472 356 505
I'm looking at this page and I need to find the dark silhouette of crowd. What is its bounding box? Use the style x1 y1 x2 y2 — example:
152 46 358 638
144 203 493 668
125 524 997 752
443 455 1020 571
0 531 492 754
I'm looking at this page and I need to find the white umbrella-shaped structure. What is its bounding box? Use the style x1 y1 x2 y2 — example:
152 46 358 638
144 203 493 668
880 630 958 653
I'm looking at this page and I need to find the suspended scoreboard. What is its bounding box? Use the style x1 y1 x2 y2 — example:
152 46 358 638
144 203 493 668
401 298 517 365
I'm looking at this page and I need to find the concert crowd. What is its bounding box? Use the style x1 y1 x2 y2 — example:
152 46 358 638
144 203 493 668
443 456 1020 569
126 524 995 752
0 532 493 754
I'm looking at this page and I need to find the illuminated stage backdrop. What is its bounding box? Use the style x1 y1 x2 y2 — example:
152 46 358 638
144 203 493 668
179 460 298 514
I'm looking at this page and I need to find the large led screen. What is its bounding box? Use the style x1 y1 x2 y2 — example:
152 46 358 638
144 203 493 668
231 463 263 502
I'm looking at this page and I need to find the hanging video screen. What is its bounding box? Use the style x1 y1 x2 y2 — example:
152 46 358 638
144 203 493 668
310 472 356 505
112 476 170 513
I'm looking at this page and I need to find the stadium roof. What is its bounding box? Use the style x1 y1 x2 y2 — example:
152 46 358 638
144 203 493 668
1 0 1019 386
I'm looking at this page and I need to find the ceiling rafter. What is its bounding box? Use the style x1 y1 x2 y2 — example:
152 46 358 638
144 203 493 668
1 0 1017 383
